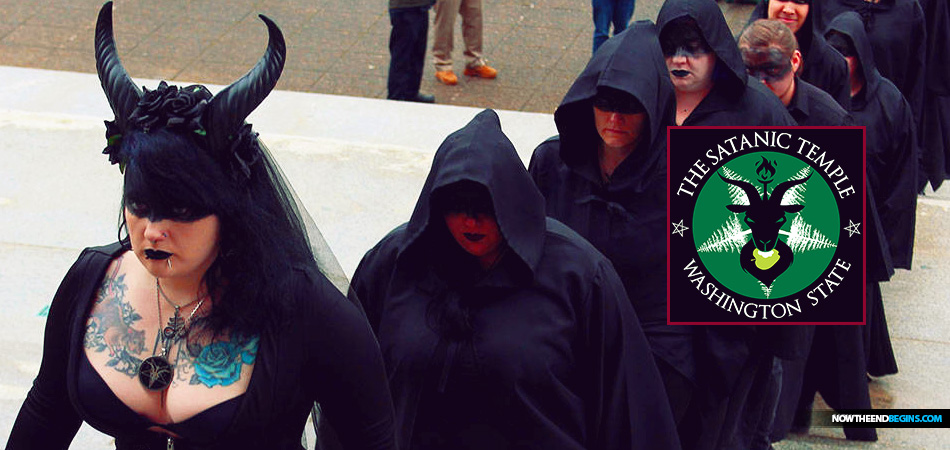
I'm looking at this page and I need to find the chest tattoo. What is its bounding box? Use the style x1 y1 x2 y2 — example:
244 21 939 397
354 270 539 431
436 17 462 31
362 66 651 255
84 262 146 378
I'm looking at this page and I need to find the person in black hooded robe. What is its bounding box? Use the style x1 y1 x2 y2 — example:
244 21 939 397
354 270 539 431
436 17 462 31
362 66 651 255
737 18 891 446
816 0 927 186
766 12 919 443
746 0 851 109
825 3 917 383
918 0 950 189
528 19 697 442
351 109 681 450
655 1 795 449
657 0 796 128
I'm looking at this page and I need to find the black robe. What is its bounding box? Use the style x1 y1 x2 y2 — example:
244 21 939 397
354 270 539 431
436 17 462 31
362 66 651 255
816 0 927 185
919 0 950 188
748 1 851 109
656 2 796 448
352 109 681 450
530 20 686 382
827 11 918 272
529 21 698 439
768 79 886 443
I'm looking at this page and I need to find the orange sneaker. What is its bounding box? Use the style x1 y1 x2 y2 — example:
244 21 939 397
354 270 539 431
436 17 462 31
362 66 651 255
464 64 497 79
435 70 458 85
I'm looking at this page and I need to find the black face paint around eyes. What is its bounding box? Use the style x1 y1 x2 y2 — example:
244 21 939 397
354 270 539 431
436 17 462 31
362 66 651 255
660 23 710 57
593 96 645 115
742 47 793 83
746 63 793 83
776 0 809 5
127 200 210 223
669 45 710 59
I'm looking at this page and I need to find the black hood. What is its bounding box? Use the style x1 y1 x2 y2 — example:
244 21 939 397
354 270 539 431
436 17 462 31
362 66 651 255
826 10 881 97
657 0 748 95
553 21 675 189
402 109 545 275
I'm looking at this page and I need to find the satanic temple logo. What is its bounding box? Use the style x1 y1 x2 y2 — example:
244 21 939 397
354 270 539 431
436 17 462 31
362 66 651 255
693 153 838 299
668 128 865 324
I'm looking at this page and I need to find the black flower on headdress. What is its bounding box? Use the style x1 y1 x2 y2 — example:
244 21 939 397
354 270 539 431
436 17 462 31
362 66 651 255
228 123 262 182
102 119 125 170
128 81 211 135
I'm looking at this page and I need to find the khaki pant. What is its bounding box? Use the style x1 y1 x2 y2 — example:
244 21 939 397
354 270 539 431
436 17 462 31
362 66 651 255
432 0 485 71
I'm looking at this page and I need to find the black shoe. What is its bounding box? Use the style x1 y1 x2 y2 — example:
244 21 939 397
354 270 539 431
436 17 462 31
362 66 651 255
409 93 435 103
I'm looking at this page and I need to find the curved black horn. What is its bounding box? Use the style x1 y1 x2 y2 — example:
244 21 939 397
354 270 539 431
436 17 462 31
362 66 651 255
205 14 286 156
719 174 762 206
95 1 142 130
770 173 812 205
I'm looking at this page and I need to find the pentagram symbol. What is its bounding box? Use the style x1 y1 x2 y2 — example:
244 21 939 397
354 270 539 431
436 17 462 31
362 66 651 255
844 219 861 237
672 219 690 237
138 356 174 391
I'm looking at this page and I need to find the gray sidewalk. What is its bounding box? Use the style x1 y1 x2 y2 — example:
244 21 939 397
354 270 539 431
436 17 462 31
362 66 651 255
0 0 755 113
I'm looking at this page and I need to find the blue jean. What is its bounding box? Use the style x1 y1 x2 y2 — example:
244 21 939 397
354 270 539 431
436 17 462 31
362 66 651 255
388 5 431 100
592 0 635 53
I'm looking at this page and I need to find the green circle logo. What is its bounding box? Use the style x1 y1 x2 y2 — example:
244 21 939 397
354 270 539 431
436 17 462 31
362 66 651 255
692 152 839 299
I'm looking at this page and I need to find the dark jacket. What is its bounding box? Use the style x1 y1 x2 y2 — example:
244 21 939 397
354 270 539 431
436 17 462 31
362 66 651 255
748 0 851 109
353 109 681 450
827 11 918 271
787 78 851 127
7 243 397 450
528 22 694 381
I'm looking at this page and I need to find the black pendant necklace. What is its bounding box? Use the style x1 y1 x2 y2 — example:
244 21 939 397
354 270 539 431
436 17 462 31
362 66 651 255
137 279 206 391
138 279 175 391
138 354 174 391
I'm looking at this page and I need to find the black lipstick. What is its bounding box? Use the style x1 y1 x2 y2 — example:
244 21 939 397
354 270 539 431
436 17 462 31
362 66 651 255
463 233 485 242
671 70 690 78
144 249 172 260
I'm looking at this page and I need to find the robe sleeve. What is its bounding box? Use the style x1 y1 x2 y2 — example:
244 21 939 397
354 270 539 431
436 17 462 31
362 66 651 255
908 2 927 128
351 230 403 335
582 260 682 450
6 251 90 450
302 273 398 450
527 140 552 191
880 97 919 270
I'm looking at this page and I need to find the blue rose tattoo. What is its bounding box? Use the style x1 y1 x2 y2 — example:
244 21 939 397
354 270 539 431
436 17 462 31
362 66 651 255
190 335 259 387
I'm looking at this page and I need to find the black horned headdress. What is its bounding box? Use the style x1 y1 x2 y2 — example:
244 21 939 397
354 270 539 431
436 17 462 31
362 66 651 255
95 1 285 181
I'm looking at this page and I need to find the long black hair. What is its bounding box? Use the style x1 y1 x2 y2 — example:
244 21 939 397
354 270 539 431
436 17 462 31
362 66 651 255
118 128 313 338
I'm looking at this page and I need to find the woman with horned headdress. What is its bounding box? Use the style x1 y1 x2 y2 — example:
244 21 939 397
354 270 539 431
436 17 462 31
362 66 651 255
6 3 396 449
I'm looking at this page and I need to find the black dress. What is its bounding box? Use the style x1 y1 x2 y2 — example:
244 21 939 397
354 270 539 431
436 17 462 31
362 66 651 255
353 109 681 450
7 243 397 450
747 1 851 109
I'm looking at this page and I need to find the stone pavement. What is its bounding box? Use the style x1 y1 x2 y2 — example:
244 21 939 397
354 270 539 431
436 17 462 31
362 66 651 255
0 0 756 113
1 1 948 449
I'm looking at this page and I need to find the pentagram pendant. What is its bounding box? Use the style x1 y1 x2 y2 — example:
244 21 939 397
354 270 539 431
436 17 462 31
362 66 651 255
138 355 174 391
